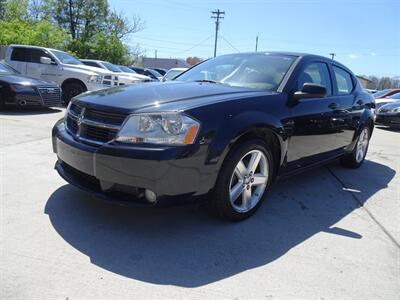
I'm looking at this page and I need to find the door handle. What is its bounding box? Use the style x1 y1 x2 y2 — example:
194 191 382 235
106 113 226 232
328 102 339 109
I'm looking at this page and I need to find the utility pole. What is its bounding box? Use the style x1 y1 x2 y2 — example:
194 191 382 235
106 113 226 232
255 35 259 52
329 53 336 60
155 50 158 59
211 9 225 57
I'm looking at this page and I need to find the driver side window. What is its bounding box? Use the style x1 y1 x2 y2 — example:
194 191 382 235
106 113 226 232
297 62 332 96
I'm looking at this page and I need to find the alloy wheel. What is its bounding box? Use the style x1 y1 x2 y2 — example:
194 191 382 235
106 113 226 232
229 150 269 213
356 127 370 163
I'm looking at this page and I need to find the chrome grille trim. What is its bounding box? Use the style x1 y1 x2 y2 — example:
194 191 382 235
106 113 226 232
37 86 62 107
65 104 127 145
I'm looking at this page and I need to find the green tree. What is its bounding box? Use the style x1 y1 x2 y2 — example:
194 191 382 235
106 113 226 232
0 0 6 19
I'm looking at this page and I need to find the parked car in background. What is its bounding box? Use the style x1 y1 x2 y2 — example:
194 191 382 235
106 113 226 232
0 61 61 109
129 66 162 81
375 92 400 109
53 52 375 221
373 88 400 99
80 59 151 85
5 45 118 103
376 101 400 128
115 65 153 81
152 68 167 76
162 67 188 81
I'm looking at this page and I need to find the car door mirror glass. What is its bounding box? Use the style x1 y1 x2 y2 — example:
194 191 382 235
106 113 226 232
294 83 327 100
40 56 53 65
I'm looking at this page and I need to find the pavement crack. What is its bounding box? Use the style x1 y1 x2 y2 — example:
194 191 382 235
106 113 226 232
326 166 400 249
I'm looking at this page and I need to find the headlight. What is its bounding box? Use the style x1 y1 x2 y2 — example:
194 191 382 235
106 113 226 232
378 106 400 114
116 113 200 145
10 84 35 92
87 74 103 83
388 107 400 114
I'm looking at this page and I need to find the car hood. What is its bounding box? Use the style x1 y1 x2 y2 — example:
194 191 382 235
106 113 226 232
378 101 400 111
0 74 57 86
63 64 114 75
117 72 151 80
74 81 274 113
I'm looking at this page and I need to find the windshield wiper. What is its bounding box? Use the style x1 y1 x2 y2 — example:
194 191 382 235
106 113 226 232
193 79 220 84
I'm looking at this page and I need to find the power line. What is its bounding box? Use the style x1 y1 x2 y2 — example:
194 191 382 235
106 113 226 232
170 35 214 56
211 9 225 57
220 34 240 53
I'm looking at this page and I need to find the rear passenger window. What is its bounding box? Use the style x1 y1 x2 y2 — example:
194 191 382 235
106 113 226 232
297 62 332 96
333 66 354 95
11 48 30 62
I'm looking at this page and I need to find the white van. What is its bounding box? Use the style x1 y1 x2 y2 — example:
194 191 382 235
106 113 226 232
5 45 118 103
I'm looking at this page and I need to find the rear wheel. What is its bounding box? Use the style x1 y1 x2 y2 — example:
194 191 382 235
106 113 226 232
62 82 86 105
340 126 370 168
212 139 274 221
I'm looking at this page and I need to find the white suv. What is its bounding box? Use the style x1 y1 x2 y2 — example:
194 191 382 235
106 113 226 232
81 59 152 84
5 45 118 103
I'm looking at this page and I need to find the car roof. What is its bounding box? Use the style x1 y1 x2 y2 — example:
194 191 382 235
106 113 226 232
9 44 63 53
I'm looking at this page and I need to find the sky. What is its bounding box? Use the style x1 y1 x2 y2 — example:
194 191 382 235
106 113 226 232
108 0 400 77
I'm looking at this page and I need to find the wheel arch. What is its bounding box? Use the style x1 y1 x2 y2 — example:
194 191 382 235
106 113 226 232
210 111 288 180
61 78 87 92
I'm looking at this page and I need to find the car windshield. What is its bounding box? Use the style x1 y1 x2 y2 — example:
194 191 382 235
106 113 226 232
0 62 18 75
164 69 185 81
118 66 136 73
373 89 390 98
51 50 83 65
148 69 162 77
388 92 400 99
176 53 296 91
102 62 122 73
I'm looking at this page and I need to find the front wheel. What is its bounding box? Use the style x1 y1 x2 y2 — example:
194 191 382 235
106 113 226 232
340 126 371 168
62 82 86 105
212 139 274 221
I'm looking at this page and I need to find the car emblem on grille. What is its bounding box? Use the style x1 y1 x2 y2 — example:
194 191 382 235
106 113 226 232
46 88 57 94
76 107 86 137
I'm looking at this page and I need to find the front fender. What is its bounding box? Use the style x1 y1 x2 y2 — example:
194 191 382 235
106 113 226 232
207 110 287 169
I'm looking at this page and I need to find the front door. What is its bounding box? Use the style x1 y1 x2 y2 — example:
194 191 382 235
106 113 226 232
26 49 59 84
286 61 342 168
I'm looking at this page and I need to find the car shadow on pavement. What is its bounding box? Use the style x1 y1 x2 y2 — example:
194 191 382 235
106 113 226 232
44 160 395 287
0 107 62 115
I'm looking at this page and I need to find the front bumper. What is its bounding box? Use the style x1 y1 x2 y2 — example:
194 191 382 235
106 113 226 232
52 120 218 205
375 114 400 127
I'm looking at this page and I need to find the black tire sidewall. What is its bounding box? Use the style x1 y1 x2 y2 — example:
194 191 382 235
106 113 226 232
341 126 371 168
63 83 86 104
213 139 274 221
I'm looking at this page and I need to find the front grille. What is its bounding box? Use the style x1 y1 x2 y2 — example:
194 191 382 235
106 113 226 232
85 109 126 125
37 86 62 107
66 104 127 145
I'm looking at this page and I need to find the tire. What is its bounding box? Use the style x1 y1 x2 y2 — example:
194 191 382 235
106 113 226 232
340 126 371 168
212 139 274 221
62 82 86 105
0 94 4 110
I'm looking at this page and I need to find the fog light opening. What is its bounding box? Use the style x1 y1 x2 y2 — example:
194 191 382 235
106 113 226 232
145 189 157 203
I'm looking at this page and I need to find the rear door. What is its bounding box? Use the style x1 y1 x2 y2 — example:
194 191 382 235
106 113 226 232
286 61 343 166
8 47 29 74
331 65 358 148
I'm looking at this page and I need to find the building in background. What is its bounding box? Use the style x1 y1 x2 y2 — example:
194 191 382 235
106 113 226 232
356 75 373 88
143 57 190 70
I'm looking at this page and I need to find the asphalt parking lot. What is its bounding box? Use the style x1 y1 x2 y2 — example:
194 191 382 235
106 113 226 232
1 108 399 300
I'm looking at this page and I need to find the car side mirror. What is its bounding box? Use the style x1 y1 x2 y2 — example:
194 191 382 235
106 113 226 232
40 57 53 65
293 83 327 100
